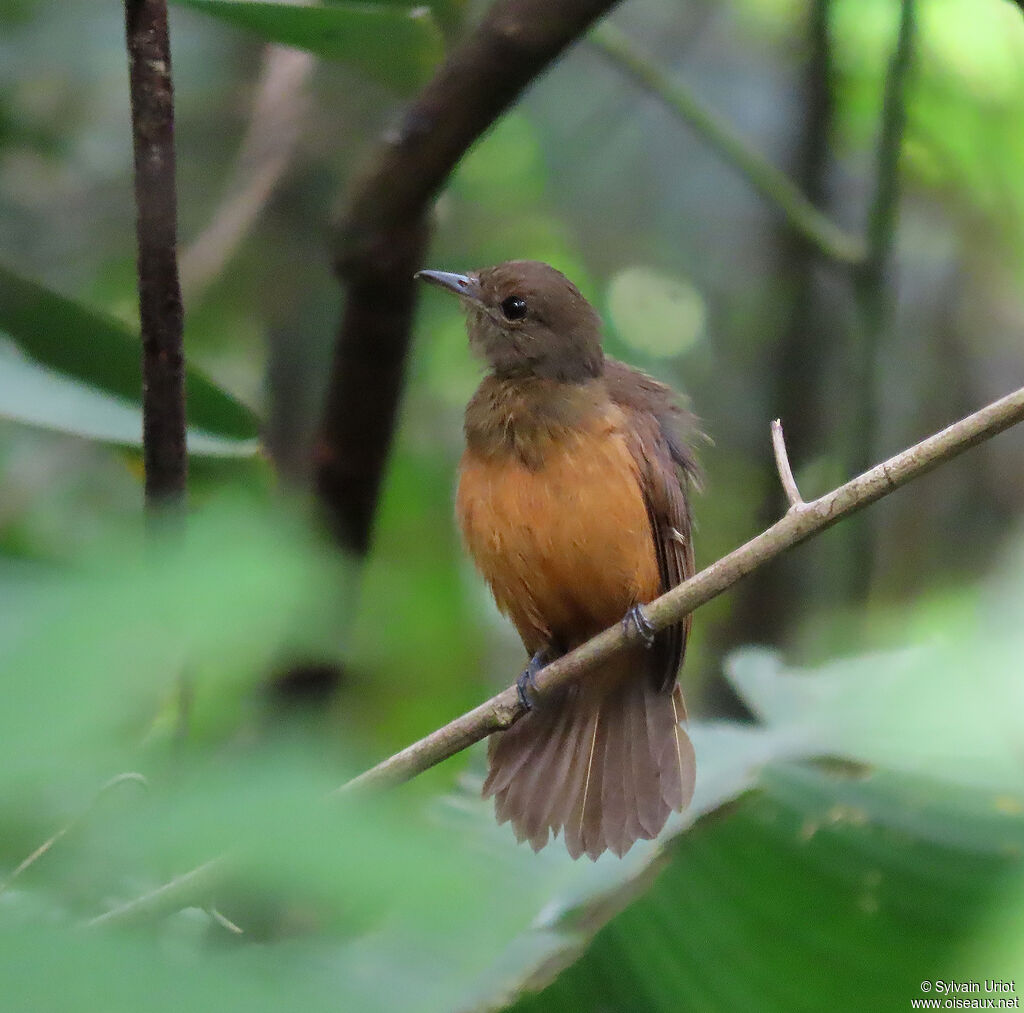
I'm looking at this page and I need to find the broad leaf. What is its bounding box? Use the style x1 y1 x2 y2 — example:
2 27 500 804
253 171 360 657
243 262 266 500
173 0 444 93
509 766 1024 1012
4 506 1024 1012
0 350 258 456
0 266 260 443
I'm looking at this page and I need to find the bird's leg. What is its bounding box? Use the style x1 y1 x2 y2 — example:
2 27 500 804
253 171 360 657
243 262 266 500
516 647 553 711
623 604 656 649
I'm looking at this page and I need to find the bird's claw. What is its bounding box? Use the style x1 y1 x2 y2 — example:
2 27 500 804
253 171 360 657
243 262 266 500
516 650 547 711
623 604 656 648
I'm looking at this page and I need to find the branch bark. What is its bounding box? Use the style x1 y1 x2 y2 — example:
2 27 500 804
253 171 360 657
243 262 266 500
339 382 1024 793
314 0 621 554
124 0 187 509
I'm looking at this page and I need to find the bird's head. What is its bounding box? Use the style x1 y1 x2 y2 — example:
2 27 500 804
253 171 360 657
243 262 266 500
415 260 604 383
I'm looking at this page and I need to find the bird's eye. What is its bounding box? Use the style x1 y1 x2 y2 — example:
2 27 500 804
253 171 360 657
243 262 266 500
500 295 528 321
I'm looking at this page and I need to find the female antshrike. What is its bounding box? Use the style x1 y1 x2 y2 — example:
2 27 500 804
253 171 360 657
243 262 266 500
417 260 701 860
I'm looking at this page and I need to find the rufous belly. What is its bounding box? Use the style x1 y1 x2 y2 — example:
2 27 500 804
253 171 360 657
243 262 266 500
456 419 660 656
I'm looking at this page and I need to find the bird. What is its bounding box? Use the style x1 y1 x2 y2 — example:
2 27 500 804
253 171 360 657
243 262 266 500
416 260 699 860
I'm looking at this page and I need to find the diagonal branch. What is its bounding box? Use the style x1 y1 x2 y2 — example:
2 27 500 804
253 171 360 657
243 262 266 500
339 381 1024 793
91 380 1024 927
589 21 865 266
315 0 621 554
123 0 187 509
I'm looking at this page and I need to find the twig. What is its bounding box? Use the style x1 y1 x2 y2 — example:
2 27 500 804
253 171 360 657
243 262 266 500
315 0 621 554
589 22 865 266
771 419 804 509
180 44 313 305
208 906 244 934
94 382 1024 923
338 382 1024 792
86 858 223 929
0 773 148 897
726 0 837 662
124 0 187 509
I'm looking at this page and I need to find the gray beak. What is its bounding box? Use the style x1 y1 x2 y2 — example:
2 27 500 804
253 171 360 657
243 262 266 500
414 269 482 303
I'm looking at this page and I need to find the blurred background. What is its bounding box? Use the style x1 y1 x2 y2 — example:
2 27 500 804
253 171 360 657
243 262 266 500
2 0 1024 1009
5 0 1024 721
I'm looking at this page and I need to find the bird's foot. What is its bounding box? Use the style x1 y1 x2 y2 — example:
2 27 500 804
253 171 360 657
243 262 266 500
516 649 548 711
623 604 656 649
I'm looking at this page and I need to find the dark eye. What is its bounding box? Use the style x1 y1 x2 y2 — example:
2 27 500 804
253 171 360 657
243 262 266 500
500 295 527 321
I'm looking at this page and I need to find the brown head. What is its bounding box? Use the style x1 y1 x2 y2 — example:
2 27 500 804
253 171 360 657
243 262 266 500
416 260 604 383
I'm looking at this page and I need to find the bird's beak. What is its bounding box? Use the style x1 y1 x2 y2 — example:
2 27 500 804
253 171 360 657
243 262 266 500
414 269 482 304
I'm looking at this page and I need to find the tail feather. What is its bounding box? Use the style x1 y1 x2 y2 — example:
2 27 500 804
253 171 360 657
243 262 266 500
601 700 628 856
484 675 695 860
569 704 605 860
626 680 665 839
533 694 589 843
555 703 599 860
516 698 575 848
668 685 696 811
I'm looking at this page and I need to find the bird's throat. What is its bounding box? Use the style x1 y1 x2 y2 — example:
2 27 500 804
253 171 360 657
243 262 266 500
463 374 610 469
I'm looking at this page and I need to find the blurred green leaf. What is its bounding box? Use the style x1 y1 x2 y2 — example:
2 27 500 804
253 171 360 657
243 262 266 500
0 266 260 442
497 571 1024 1011
5 492 1024 1012
509 766 1024 1013
172 0 444 93
0 349 258 456
0 494 341 778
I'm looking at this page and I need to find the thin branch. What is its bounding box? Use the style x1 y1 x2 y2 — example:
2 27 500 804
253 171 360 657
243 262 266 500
94 381 1024 924
124 0 187 509
339 382 1024 792
771 419 804 509
588 22 865 266
180 44 313 305
0 773 148 897
726 0 837 665
851 0 916 468
315 0 621 555
862 0 915 278
208 906 244 934
845 0 916 597
86 858 223 929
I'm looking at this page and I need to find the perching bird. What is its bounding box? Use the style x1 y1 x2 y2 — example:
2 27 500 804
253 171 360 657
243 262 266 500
416 260 699 860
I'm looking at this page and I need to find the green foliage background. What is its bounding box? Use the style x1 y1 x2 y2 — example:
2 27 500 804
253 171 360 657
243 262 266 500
1 0 1024 1009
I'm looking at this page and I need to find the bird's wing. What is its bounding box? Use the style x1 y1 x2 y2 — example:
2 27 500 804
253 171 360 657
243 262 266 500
606 359 699 693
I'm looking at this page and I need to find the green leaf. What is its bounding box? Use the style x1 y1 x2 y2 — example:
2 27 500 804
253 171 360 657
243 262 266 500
6 509 1024 1012
0 266 260 442
0 495 343 779
0 350 258 456
495 573 1024 1011
173 0 444 93
509 766 1024 1013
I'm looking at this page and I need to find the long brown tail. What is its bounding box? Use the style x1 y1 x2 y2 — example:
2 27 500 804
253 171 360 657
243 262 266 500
482 677 695 860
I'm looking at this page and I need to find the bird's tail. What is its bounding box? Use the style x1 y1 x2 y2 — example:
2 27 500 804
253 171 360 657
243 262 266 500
482 675 695 860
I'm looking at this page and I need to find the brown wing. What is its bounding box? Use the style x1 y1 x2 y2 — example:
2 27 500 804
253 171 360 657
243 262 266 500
606 359 699 693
